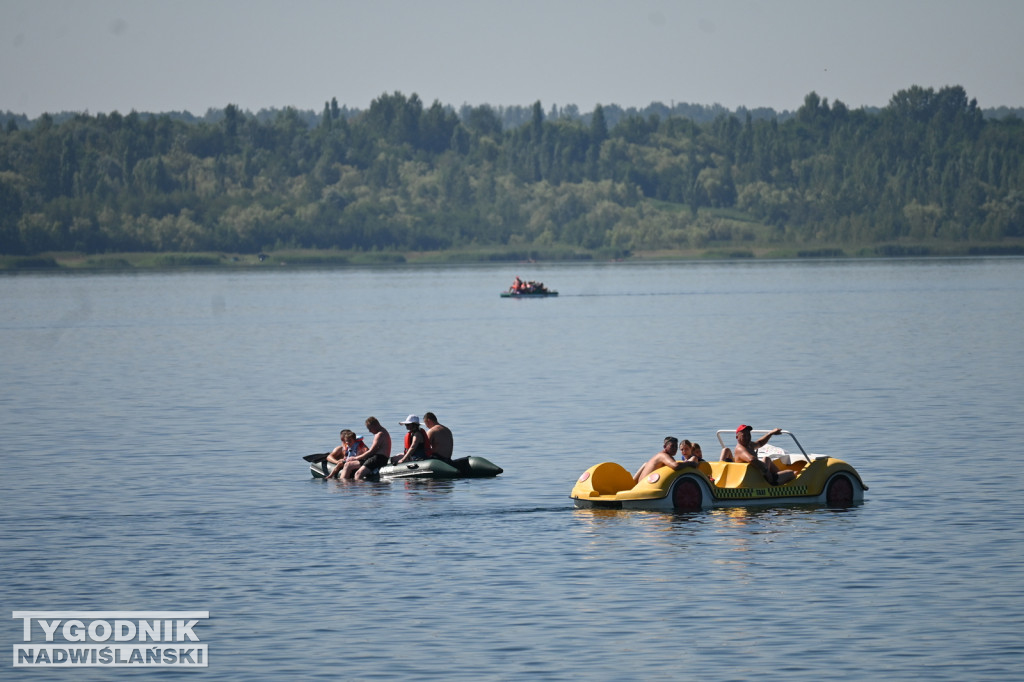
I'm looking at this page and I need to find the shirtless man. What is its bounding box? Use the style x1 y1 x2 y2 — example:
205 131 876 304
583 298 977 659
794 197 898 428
720 425 795 485
632 437 697 484
422 412 453 462
340 416 392 480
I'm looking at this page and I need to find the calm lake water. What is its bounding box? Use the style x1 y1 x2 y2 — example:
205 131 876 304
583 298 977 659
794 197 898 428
2 258 1023 680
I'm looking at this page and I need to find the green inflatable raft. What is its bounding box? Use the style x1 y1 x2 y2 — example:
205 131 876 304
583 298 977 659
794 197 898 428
309 455 503 480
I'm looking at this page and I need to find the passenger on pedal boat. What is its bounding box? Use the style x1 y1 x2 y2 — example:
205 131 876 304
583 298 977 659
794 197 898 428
690 443 705 462
632 437 698 484
679 439 702 463
720 425 795 485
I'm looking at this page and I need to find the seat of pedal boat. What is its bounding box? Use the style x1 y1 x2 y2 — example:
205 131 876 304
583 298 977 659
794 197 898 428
708 461 772 488
589 462 636 495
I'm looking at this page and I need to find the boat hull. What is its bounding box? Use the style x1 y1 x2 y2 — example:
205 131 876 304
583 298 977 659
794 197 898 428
500 291 557 298
312 456 503 480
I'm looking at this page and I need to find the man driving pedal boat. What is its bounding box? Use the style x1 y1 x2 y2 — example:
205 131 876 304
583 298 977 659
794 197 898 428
720 425 795 485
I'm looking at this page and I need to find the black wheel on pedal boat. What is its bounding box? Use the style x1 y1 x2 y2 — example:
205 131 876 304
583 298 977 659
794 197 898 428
825 473 855 506
671 477 704 511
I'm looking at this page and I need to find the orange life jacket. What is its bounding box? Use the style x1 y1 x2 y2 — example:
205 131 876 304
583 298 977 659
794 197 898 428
404 428 432 458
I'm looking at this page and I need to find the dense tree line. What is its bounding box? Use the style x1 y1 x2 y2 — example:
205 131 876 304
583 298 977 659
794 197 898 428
1 85 1022 257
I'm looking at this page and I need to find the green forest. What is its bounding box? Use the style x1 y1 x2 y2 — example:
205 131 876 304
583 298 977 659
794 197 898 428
1 85 1023 266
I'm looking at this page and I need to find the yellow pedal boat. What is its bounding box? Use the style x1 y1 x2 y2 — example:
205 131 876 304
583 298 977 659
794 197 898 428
570 430 867 511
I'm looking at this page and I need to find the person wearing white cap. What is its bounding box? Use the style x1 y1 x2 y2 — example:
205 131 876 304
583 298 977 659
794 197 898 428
395 415 432 464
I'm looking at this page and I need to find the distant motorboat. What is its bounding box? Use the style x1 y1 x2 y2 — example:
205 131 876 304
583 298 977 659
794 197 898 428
502 277 557 297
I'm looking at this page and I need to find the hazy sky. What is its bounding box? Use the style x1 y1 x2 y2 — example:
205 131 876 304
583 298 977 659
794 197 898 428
4 0 1023 117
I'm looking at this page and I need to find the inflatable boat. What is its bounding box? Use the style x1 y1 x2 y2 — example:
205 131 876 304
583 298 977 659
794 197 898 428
570 430 867 511
500 289 557 298
501 277 557 297
309 455 503 480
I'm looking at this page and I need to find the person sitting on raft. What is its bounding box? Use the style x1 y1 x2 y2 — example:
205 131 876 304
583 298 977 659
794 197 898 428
395 415 433 463
423 412 453 462
338 416 392 480
325 428 368 479
510 276 547 294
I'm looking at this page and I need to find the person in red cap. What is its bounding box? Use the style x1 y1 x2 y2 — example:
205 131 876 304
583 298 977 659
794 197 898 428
720 425 795 485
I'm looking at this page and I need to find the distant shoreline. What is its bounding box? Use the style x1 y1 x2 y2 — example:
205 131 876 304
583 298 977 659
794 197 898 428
3 242 1023 272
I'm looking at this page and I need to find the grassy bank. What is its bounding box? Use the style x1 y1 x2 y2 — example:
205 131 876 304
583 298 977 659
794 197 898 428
2 241 1023 271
